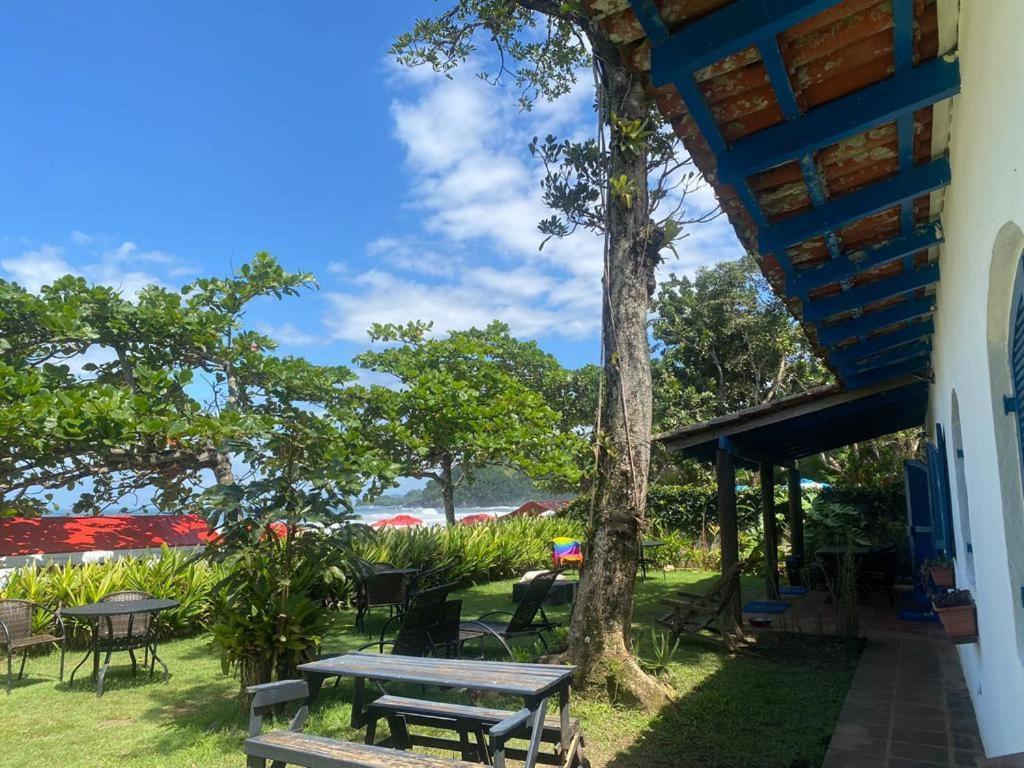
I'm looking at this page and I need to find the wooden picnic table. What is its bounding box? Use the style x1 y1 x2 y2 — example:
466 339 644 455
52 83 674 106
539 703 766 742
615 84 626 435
298 652 579 768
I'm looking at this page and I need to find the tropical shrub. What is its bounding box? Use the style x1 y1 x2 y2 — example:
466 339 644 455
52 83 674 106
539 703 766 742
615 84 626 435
353 517 585 583
645 482 790 537
208 532 345 705
0 545 223 642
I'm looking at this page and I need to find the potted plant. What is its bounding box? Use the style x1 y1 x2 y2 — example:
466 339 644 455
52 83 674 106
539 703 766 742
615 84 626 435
933 589 978 644
927 557 955 589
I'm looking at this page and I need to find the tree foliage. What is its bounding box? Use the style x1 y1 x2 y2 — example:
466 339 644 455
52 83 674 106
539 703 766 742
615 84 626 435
652 255 830 429
0 254 389 518
355 320 584 526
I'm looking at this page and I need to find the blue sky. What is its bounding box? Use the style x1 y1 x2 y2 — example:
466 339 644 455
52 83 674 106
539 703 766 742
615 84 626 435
0 1 743 375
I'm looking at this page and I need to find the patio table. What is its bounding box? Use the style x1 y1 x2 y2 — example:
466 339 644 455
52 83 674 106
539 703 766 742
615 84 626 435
62 597 178 696
298 652 577 763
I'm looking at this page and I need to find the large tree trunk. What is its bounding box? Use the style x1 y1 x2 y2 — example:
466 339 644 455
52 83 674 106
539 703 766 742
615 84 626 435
440 456 457 527
564 35 672 710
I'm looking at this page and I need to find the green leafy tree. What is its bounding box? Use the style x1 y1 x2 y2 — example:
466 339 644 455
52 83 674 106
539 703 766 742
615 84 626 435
0 254 337 515
652 256 829 429
393 1 718 704
355 321 583 527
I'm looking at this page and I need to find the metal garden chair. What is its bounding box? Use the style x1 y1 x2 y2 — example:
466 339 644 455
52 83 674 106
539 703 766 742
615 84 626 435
95 590 164 682
0 599 65 693
461 568 564 659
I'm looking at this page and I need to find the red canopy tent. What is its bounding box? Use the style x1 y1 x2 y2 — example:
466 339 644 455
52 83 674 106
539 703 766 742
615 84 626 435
459 513 494 525
371 514 423 530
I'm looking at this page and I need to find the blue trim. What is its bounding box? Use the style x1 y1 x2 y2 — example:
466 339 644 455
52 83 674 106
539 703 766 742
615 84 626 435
716 57 960 184
829 318 934 363
817 296 934 346
790 227 942 295
893 0 914 71
760 157 951 256
843 354 931 389
628 0 670 45
803 263 940 322
671 74 728 155
759 40 800 121
649 0 843 79
840 339 932 376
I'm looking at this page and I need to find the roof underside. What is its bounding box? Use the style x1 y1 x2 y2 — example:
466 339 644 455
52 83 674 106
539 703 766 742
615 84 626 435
586 0 959 390
654 375 928 466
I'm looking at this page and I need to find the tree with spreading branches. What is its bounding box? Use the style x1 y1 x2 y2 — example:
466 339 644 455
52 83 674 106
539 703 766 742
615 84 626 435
355 320 584 526
0 254 388 518
394 1 717 706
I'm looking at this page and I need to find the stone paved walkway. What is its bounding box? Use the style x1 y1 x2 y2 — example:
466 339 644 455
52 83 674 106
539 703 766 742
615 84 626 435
822 636 1024 767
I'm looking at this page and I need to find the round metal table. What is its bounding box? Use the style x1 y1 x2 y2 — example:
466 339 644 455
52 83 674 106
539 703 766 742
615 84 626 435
640 540 666 581
62 598 179 696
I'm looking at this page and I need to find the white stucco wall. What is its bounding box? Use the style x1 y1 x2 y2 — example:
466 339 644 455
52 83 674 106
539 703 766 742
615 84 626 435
929 0 1024 757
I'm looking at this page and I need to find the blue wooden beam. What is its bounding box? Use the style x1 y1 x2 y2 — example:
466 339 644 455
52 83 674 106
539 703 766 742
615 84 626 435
840 339 932 376
843 354 932 389
759 157 951 256
759 40 800 121
790 226 942 295
817 295 934 346
803 263 939 322
649 0 843 83
716 57 960 184
628 0 670 45
829 318 934 363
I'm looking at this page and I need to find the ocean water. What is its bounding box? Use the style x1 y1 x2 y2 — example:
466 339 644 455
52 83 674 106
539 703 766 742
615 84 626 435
353 505 516 527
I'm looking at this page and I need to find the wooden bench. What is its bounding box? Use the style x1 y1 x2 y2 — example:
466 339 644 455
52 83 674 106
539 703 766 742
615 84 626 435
243 679 586 768
245 730 481 768
364 694 585 766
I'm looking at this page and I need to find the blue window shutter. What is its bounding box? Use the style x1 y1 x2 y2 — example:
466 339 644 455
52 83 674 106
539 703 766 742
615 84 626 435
925 441 951 557
935 424 956 558
1010 257 1024 491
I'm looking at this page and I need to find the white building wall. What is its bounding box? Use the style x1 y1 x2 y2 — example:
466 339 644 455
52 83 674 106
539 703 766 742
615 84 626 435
929 0 1024 757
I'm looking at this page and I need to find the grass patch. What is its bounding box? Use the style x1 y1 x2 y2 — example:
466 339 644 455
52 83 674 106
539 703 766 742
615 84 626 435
0 571 856 767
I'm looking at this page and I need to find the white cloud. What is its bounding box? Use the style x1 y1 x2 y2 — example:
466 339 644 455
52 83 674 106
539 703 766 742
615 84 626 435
255 321 319 347
101 240 177 265
1 245 76 292
70 230 94 245
325 266 598 343
1 238 189 297
324 57 736 348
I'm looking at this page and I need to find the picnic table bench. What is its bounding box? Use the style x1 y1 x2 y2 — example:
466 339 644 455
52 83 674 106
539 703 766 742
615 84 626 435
242 654 588 768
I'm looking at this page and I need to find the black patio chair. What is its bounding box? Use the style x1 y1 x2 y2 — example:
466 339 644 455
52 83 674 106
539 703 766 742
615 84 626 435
353 558 411 633
319 584 463 690
406 563 456 602
858 545 899 606
460 568 564 659
373 592 466 662
0 599 65 693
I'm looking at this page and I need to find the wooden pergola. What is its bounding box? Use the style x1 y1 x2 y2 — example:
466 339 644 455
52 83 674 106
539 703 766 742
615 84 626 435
654 374 928 621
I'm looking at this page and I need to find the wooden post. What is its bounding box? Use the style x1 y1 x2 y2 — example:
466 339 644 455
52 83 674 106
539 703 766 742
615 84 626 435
716 445 741 626
760 463 779 599
788 467 805 564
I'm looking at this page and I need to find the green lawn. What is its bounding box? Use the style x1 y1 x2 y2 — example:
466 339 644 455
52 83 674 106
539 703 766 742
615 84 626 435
0 571 856 768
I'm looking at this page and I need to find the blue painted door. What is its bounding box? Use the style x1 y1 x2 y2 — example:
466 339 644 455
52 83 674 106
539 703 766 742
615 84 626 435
905 459 934 569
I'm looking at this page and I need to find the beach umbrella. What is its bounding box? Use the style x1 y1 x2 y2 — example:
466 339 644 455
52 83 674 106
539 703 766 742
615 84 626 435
459 513 494 525
371 514 423 530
